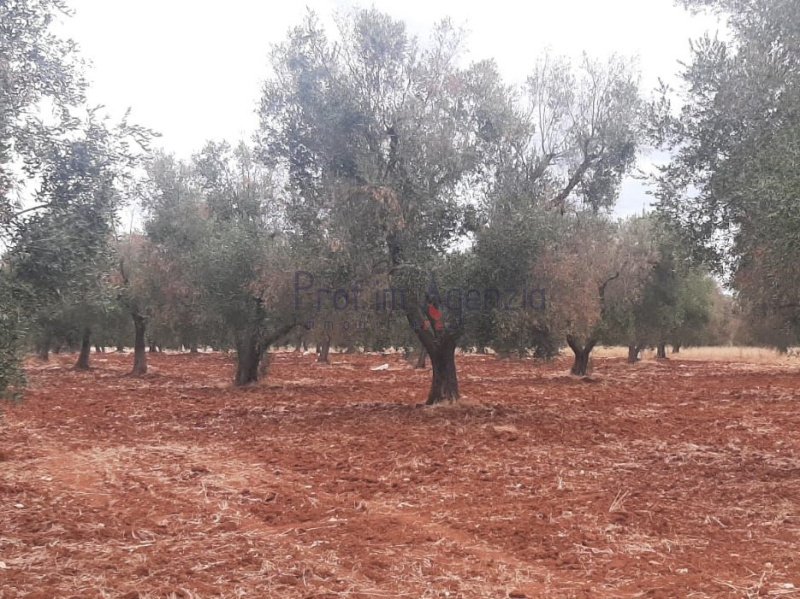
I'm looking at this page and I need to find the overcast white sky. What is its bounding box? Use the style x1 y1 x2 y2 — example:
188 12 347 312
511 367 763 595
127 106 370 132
58 0 721 216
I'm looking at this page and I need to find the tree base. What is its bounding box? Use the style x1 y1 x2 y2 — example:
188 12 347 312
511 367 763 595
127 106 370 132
567 336 595 377
425 341 459 405
75 328 91 371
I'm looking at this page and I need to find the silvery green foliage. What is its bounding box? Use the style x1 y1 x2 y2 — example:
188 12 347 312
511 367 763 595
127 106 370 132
655 0 800 339
1 0 85 227
259 9 644 359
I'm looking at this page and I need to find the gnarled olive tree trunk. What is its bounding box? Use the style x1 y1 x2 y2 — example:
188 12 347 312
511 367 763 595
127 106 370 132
75 327 91 370
317 333 331 364
567 335 595 376
235 331 262 386
656 342 668 359
234 322 298 386
381 191 461 405
627 344 644 363
425 335 458 404
403 299 460 404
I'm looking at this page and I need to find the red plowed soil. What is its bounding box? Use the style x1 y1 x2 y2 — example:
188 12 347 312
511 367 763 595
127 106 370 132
2 352 800 598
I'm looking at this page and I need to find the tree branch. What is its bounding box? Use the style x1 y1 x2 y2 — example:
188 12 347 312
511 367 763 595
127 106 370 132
598 271 621 305
550 159 591 212
261 321 300 349
8 202 54 220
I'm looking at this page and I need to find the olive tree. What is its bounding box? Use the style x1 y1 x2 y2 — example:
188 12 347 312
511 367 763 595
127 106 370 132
258 10 505 403
654 0 800 346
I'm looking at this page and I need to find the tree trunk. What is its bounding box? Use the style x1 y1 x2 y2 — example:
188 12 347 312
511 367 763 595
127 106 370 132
235 332 262 386
403 299 462 404
656 342 668 359
672 343 681 354
567 335 595 376
571 348 591 376
386 227 462 405
189 343 199 354
37 336 50 362
116 343 125 353
131 313 147 376
75 328 91 370
426 338 459 405
95 345 104 354
415 346 428 369
317 334 331 364
235 322 297 386
627 344 639 364
149 340 158 353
